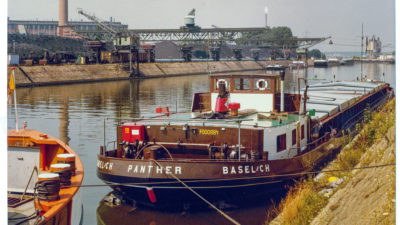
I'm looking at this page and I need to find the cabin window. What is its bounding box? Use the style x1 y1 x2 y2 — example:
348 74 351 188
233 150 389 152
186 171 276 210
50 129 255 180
234 78 250 90
215 78 230 90
292 129 297 145
254 79 270 91
276 134 286 152
301 125 305 140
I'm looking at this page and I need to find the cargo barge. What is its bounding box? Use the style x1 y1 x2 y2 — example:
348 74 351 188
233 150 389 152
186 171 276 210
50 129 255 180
96 66 392 207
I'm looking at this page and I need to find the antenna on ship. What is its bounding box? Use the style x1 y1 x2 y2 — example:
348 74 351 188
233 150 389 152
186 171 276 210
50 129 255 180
206 39 212 75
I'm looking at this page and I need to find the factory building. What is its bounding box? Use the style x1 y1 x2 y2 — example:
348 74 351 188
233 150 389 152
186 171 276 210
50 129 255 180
366 36 382 58
8 0 127 38
8 19 127 37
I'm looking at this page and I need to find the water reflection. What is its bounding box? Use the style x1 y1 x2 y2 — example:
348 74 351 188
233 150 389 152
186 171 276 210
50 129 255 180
7 63 395 225
59 98 70 144
97 192 275 225
307 62 395 89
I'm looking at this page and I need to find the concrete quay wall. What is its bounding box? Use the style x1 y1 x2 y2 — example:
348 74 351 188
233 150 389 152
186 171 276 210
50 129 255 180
8 60 290 87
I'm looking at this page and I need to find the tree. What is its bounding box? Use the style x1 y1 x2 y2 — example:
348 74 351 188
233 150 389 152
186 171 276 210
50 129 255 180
309 49 326 59
270 26 296 48
269 27 293 39
240 26 296 48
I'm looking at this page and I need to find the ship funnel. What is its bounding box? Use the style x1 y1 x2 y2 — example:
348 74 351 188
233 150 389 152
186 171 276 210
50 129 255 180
280 71 285 112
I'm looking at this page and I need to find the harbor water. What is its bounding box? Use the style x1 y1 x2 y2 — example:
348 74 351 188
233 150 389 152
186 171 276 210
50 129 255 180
7 62 395 225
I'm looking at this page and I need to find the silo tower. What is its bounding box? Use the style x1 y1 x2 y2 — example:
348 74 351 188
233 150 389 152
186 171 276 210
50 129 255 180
184 9 195 28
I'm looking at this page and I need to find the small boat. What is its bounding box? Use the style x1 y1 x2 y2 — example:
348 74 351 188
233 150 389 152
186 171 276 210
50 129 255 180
8 128 84 224
290 60 305 69
313 59 328 67
96 66 392 208
340 58 354 65
327 58 340 67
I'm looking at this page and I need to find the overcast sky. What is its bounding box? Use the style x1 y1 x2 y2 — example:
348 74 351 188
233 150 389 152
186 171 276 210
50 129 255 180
7 0 395 52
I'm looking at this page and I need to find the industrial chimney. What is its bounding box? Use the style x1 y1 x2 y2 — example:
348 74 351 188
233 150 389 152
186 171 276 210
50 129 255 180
59 0 68 26
264 6 268 27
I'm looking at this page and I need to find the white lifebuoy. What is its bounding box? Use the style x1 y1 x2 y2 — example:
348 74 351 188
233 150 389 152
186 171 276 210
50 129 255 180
256 79 268 91
216 79 229 89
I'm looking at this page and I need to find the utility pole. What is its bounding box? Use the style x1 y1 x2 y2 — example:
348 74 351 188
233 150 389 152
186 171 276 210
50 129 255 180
129 49 132 76
136 49 140 77
361 23 363 78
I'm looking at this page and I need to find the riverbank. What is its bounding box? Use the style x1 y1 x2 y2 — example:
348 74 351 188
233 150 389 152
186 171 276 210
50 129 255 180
7 60 290 87
269 98 395 225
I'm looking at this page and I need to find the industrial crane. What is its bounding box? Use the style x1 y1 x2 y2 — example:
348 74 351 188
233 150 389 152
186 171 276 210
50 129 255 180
77 9 119 37
77 8 139 50
77 8 142 76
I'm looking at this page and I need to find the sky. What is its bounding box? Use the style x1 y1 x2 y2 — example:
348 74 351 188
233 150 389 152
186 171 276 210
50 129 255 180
7 0 395 52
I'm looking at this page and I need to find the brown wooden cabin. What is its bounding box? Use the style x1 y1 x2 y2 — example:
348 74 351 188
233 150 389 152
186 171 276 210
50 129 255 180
192 73 301 113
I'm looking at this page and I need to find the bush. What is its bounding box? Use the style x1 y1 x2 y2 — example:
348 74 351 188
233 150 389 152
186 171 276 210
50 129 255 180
277 179 327 225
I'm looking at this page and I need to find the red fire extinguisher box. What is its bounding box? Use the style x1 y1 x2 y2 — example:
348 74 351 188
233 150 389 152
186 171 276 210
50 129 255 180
122 125 145 143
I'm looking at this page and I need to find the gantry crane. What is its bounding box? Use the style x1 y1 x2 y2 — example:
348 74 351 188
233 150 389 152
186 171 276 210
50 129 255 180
75 8 330 62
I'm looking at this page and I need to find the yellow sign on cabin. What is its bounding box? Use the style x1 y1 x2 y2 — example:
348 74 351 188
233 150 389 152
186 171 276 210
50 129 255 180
199 129 219 135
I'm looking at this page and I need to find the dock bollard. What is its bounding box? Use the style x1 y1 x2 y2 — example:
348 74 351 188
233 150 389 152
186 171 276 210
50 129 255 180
50 163 72 186
37 173 60 201
56 153 76 175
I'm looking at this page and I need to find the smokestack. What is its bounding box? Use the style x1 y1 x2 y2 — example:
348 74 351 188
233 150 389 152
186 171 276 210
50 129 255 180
58 0 68 26
264 6 268 27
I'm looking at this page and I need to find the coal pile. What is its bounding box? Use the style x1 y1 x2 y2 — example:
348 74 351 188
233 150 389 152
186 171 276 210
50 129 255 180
8 34 90 60
155 41 181 59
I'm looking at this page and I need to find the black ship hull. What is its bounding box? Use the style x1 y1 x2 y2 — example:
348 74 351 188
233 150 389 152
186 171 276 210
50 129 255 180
97 170 291 208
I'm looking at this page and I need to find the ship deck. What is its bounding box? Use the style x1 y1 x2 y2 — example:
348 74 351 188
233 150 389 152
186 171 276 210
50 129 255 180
132 111 304 129
130 81 386 129
304 81 386 121
8 193 37 225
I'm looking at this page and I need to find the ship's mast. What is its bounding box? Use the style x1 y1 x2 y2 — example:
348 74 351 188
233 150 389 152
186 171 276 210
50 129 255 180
361 23 363 79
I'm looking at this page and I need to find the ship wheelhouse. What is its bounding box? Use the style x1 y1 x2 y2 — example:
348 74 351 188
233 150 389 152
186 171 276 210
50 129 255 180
209 74 278 112
192 72 301 114
190 71 309 160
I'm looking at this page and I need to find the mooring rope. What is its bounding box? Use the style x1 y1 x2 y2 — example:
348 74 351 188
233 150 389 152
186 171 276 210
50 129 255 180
36 180 61 201
150 159 241 225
